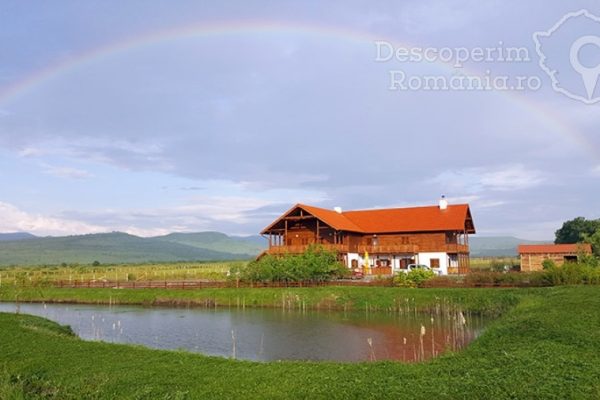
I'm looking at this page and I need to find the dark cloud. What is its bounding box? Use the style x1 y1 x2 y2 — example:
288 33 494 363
1 0 599 238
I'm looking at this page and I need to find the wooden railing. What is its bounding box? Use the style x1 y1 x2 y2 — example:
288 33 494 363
367 266 392 276
267 244 349 255
266 243 468 255
357 244 419 254
444 244 469 253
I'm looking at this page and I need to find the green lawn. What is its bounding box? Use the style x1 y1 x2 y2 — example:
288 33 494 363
1 286 600 399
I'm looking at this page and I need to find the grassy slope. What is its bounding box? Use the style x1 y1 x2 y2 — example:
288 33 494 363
1 286 600 399
0 233 252 266
152 232 265 255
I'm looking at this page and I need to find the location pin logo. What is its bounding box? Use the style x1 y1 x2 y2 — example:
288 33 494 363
570 35 600 100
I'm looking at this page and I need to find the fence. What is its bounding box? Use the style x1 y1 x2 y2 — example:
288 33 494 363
49 279 394 290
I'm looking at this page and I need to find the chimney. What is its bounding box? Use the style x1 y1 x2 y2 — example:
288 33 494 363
439 195 448 210
334 206 343 214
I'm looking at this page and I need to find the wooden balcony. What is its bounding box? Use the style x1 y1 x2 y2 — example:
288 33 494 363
444 244 469 253
267 244 349 255
357 244 419 254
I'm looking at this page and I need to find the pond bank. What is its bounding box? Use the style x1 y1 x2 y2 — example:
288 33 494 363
1 286 599 399
0 286 525 315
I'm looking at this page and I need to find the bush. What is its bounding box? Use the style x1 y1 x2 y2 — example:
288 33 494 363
542 262 600 285
490 260 509 272
236 245 348 283
392 272 412 287
393 269 436 287
542 259 556 270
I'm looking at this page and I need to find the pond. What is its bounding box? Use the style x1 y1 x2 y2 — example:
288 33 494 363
0 302 489 362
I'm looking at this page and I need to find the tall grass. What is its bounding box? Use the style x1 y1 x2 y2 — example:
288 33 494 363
0 286 522 316
0 261 245 287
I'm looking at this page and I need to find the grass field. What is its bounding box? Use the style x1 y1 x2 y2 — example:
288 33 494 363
0 258 518 288
0 261 245 286
1 286 600 399
469 257 519 271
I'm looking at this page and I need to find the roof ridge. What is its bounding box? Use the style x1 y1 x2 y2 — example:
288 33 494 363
343 203 468 214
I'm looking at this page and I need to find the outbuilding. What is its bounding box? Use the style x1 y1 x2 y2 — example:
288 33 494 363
518 243 592 272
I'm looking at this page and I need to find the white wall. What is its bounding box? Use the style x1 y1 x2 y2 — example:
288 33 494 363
347 252 360 269
417 252 449 275
347 252 452 275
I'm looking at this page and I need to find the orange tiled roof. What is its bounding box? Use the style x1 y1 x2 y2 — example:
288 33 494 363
343 204 473 233
261 203 474 234
518 243 592 254
297 204 364 232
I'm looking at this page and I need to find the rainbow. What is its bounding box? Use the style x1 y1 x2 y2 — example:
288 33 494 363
0 19 597 161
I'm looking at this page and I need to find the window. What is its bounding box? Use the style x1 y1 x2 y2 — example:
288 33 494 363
449 254 458 267
430 258 440 269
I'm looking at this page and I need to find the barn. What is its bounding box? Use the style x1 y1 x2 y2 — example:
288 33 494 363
518 243 593 271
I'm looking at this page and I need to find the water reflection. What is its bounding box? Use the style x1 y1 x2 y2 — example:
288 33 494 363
0 302 488 362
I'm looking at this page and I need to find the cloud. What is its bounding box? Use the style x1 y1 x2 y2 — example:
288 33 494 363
478 165 545 191
42 164 92 180
398 0 500 34
443 195 505 209
56 195 301 236
431 164 545 193
0 198 274 237
0 201 105 236
18 147 47 157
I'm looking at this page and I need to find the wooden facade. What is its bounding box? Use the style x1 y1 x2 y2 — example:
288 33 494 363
518 244 593 272
261 202 476 275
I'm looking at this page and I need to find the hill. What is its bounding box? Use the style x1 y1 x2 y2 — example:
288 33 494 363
152 232 265 255
0 232 264 266
469 236 551 257
0 232 37 241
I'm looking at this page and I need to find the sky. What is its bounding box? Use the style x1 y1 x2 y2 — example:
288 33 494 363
1 0 600 239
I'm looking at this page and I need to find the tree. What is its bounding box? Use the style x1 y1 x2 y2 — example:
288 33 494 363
582 230 600 258
555 217 600 244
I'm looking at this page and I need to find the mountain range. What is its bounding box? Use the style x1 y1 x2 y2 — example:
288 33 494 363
0 231 265 266
0 231 550 266
468 236 550 257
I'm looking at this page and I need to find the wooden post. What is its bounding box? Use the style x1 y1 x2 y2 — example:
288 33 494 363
316 219 320 244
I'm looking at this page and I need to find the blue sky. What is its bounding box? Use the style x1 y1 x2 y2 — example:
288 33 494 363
1 0 600 238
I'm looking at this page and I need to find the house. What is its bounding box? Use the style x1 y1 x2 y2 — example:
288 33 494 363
518 243 593 272
260 197 475 275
